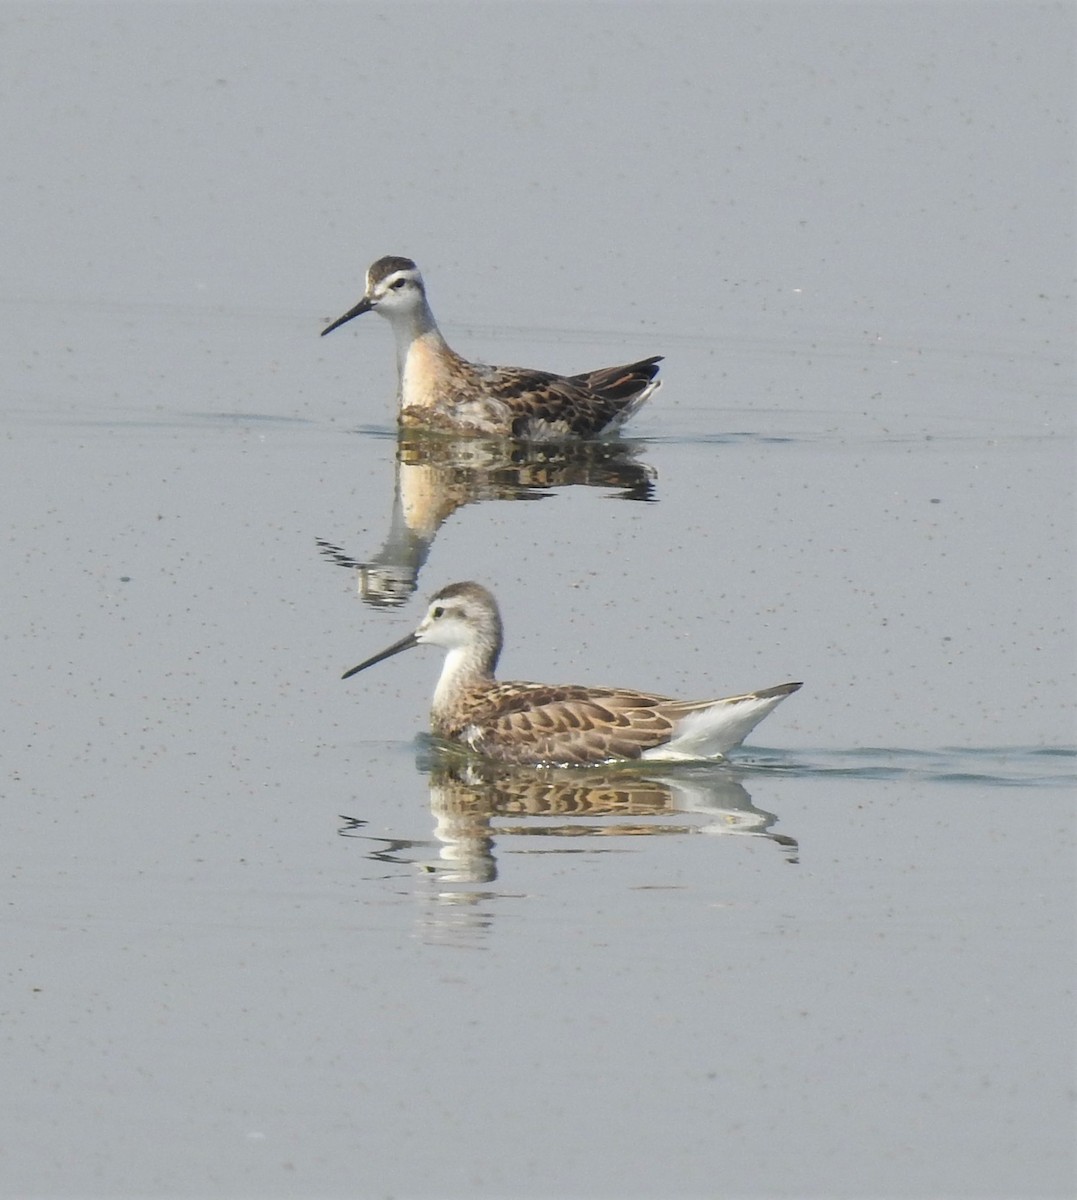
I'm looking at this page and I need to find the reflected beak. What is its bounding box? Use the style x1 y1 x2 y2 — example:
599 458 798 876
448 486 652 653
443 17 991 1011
321 295 373 336
342 631 418 680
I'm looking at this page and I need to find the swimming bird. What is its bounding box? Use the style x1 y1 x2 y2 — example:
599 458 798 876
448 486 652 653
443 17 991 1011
342 581 801 766
321 256 662 439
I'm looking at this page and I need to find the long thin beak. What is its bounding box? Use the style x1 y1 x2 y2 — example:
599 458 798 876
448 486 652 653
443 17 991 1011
342 631 418 680
321 295 373 337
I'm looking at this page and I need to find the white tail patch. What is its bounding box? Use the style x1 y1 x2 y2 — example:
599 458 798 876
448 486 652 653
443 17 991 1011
641 687 798 762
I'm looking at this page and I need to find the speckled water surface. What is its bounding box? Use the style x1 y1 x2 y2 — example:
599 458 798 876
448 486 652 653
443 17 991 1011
2 4 1073 1198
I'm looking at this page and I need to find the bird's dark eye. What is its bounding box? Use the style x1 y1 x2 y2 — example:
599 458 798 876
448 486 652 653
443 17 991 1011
431 606 444 619
391 278 407 289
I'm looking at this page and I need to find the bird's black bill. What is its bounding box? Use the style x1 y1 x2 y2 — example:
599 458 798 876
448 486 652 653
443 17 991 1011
342 632 418 680
321 295 373 337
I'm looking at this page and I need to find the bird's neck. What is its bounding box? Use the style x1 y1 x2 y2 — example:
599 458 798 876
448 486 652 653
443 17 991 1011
387 299 447 378
432 643 498 713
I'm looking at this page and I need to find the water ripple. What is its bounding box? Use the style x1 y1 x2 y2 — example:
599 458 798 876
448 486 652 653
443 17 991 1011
738 745 1076 788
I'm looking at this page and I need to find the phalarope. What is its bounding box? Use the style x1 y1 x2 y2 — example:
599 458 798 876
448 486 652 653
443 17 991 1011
342 581 801 766
321 256 662 439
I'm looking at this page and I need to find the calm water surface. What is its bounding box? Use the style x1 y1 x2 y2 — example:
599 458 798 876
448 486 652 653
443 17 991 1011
2 4 1074 1198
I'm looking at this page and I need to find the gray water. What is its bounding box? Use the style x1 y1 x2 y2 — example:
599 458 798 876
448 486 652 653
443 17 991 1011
2 4 1074 1198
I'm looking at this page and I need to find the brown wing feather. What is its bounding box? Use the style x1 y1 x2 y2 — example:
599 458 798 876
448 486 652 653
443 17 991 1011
568 356 663 398
457 682 679 765
472 358 662 438
652 681 803 722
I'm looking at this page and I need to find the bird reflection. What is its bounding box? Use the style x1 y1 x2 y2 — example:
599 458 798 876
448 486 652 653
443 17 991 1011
339 752 798 888
317 430 656 607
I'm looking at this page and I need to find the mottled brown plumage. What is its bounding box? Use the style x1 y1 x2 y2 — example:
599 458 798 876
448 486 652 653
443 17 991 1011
342 581 802 766
322 257 661 438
